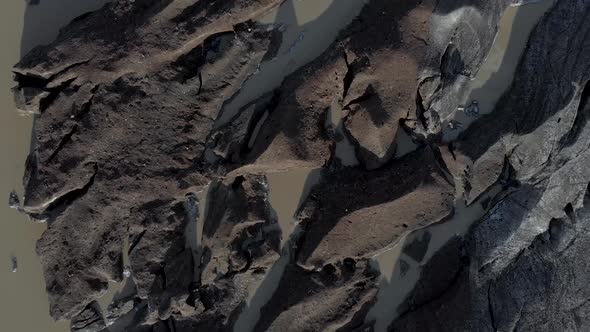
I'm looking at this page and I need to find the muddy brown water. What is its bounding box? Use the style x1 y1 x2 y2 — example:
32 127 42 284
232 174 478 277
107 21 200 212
442 0 555 141
233 167 321 332
215 0 367 128
366 183 505 331
232 1 367 330
0 0 362 330
367 2 555 331
1 1 550 331
0 1 112 331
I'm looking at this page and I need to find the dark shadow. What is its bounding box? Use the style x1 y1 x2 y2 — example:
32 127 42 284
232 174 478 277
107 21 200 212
353 132 396 169
341 111 400 170
14 2 117 329
231 166 322 332
560 79 590 147
124 199 197 330
223 1 499 327
193 174 282 331
252 258 377 332
295 145 448 264
293 167 323 215
348 85 391 128
457 0 589 162
402 230 432 262
201 179 229 238
425 0 505 73
241 0 329 163
216 0 365 167
20 0 113 56
344 0 411 54
18 0 116 201
231 0 493 174
212 0 354 125
394 236 464 322
370 170 534 331
222 0 432 172
16 1 559 331
390 185 542 331
440 43 466 84
466 185 542 272
387 237 478 331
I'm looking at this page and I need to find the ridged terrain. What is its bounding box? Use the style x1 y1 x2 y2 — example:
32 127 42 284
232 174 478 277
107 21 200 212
10 0 590 331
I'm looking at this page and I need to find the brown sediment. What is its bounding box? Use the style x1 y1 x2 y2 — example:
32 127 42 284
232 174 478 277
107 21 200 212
441 0 556 142
8 0 590 330
0 1 113 332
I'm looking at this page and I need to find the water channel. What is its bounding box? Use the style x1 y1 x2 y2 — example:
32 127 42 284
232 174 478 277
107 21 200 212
367 1 555 330
0 1 113 331
0 0 554 331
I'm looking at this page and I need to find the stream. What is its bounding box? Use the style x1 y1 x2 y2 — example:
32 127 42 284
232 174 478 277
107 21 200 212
0 0 555 331
0 1 113 331
367 1 555 331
